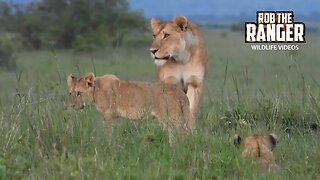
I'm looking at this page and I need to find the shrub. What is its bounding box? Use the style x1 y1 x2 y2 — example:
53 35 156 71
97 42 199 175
0 39 16 69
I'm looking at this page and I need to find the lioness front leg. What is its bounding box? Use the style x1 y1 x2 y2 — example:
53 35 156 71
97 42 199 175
186 76 203 117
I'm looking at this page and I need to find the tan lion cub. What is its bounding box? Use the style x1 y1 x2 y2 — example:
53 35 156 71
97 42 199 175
234 133 279 172
67 72 195 142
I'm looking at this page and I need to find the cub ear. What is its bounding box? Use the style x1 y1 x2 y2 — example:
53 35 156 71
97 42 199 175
84 72 95 87
151 17 161 33
174 16 188 31
267 133 278 150
233 134 242 148
67 74 76 87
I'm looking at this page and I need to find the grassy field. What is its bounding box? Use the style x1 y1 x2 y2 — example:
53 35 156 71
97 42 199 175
0 29 320 179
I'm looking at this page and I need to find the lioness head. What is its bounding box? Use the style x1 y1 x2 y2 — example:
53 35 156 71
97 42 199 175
150 16 194 64
234 133 279 172
67 72 95 110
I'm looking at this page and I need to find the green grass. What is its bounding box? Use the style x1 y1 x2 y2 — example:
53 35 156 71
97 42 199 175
1 29 320 179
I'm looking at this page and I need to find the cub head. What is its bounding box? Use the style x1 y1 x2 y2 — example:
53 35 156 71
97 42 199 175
234 133 277 159
150 16 193 64
234 133 279 172
67 72 95 110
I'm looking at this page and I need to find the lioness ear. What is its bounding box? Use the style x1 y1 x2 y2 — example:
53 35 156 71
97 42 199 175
267 133 277 150
151 17 161 33
233 134 242 148
174 16 188 31
67 74 76 87
84 72 95 87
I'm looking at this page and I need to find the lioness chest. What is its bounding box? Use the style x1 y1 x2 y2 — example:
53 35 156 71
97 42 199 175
157 60 205 90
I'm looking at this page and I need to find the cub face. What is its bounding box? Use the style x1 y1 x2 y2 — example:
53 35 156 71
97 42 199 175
67 72 95 110
150 16 189 61
234 133 279 172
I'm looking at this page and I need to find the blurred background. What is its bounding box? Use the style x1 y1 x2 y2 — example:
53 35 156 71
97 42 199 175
131 0 320 20
0 0 319 54
1 1 320 178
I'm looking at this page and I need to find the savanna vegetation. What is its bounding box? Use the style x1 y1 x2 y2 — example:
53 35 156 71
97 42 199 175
0 0 146 49
0 29 319 179
0 0 320 179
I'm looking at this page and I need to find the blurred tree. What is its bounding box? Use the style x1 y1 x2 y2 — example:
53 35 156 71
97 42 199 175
0 2 10 31
0 39 16 69
0 0 146 49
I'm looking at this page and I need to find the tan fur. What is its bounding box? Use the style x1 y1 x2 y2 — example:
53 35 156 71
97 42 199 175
150 16 208 117
234 134 279 172
67 73 195 142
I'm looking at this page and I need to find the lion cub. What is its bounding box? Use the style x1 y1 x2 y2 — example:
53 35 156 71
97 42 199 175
67 72 195 141
234 133 279 172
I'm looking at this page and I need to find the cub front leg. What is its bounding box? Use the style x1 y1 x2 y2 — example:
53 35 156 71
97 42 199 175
102 110 113 134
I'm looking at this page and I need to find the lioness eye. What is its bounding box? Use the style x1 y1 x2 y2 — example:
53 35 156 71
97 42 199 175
152 34 156 39
163 33 170 39
69 92 71 95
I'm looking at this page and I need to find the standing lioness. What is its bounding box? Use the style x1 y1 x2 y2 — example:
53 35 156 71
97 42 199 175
67 72 195 141
150 16 208 117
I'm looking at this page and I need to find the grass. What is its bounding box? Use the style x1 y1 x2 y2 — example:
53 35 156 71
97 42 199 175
0 29 320 179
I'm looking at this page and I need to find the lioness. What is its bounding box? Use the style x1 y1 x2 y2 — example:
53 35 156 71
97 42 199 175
67 72 195 142
234 134 279 172
150 16 208 117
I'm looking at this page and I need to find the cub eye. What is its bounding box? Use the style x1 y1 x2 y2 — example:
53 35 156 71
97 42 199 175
152 34 156 39
69 92 71 95
163 33 170 39
76 92 81 97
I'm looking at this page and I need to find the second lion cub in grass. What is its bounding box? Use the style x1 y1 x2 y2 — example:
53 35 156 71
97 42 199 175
234 133 279 172
67 72 195 141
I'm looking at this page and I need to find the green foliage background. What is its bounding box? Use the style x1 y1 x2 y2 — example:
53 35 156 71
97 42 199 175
0 0 147 50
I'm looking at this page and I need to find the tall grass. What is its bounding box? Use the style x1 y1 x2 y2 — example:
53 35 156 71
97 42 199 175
0 30 320 179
